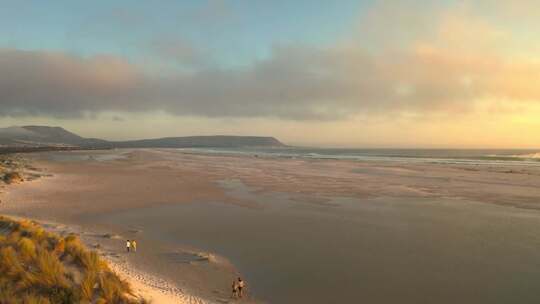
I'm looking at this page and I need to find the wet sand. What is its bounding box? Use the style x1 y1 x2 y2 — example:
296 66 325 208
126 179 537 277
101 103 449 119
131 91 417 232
2 149 540 303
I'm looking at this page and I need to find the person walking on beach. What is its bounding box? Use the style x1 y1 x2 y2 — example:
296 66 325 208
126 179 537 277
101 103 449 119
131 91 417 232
231 279 239 299
131 240 137 252
126 240 131 252
237 277 245 298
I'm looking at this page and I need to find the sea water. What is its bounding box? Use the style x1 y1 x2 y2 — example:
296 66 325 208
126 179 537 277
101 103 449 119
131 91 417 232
96 182 540 304
176 147 540 167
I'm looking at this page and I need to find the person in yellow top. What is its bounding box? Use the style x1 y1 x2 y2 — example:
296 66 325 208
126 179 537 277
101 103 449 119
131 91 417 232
131 240 137 252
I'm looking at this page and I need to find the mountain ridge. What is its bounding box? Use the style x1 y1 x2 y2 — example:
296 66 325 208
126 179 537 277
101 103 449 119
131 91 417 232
0 126 286 149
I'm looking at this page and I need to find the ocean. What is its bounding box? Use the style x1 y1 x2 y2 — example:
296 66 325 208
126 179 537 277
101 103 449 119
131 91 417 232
178 147 540 166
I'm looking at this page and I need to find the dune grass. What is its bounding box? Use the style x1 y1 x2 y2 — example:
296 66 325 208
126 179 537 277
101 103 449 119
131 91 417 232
0 156 24 185
0 216 149 304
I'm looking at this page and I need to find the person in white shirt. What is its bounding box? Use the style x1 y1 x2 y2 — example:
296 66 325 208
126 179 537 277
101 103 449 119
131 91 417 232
126 240 131 252
237 277 245 298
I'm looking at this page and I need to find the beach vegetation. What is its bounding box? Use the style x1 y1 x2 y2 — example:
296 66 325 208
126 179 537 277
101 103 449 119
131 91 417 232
2 171 24 184
0 216 148 303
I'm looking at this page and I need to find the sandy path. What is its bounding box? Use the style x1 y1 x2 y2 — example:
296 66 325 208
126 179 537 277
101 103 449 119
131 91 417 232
108 258 209 304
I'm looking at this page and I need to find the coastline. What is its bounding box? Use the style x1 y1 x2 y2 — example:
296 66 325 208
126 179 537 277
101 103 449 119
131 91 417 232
27 216 209 304
2 213 209 304
4 149 540 303
107 258 205 304
0 153 233 304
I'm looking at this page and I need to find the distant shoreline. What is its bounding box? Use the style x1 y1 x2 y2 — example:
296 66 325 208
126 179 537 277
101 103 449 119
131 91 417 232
0 146 109 155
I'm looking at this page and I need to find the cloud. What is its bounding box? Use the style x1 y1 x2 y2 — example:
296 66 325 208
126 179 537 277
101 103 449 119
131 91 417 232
1 1 539 121
0 45 538 121
0 49 143 117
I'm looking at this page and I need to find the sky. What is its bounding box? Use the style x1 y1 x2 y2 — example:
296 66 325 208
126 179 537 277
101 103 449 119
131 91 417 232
1 0 539 148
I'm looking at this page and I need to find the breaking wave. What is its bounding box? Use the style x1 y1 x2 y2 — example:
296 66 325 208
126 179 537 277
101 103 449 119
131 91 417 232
511 152 540 159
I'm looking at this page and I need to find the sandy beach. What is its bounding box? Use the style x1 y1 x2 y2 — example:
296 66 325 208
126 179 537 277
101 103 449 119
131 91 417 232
3 149 540 303
5 149 540 214
1 214 202 304
0 150 256 303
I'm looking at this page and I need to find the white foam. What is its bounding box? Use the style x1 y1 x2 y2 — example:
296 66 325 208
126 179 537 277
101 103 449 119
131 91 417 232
512 152 540 159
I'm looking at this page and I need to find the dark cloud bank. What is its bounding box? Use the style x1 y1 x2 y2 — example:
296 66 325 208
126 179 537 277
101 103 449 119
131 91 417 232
0 46 538 120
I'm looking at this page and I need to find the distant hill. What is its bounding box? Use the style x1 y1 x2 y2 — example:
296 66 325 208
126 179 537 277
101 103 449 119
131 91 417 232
0 126 285 150
113 135 284 148
0 126 110 148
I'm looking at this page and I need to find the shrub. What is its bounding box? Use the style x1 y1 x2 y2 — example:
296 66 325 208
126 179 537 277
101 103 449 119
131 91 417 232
17 237 36 260
3 172 24 184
